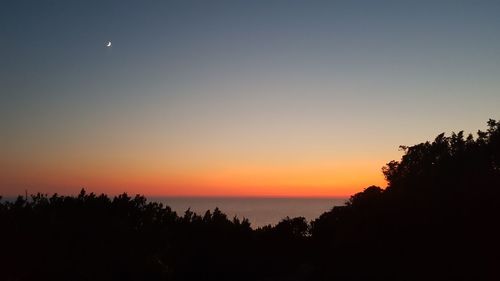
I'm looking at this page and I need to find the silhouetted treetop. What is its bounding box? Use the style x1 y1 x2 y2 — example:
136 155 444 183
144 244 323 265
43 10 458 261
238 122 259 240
382 119 500 194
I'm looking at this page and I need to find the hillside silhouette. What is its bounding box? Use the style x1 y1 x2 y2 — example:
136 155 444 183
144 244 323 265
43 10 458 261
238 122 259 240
1 119 499 281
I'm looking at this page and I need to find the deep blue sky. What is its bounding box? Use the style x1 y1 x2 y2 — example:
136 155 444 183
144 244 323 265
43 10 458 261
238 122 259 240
1 0 500 196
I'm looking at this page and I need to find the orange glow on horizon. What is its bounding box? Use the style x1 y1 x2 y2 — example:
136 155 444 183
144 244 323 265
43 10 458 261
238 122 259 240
1 158 387 197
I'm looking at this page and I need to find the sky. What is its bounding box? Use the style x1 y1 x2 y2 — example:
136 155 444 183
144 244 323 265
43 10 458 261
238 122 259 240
1 0 500 197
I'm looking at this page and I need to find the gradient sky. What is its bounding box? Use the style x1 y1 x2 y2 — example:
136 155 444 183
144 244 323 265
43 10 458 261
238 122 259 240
1 0 500 197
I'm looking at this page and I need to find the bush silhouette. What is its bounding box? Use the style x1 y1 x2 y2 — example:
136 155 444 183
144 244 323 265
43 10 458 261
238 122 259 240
1 119 499 280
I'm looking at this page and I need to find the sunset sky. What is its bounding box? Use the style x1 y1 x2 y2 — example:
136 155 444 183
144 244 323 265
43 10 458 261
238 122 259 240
1 0 500 197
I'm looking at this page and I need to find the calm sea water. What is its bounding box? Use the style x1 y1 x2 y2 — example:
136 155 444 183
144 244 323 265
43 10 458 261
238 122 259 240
150 197 347 228
1 196 347 228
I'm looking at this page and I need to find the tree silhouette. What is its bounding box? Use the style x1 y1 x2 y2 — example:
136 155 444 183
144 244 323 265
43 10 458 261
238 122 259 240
1 119 499 280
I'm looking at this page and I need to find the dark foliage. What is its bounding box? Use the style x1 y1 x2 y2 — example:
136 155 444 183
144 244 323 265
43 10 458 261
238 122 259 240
310 119 500 280
1 119 499 280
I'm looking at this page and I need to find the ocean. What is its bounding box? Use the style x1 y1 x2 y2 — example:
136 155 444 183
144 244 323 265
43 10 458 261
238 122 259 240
150 197 347 228
1 196 348 228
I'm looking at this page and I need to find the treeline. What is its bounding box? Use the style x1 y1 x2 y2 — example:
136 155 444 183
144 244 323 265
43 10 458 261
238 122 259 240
0 190 311 281
1 119 499 281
